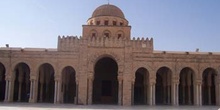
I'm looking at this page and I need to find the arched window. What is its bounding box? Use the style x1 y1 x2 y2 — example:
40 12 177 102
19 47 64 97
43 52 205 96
103 30 111 38
116 31 124 39
90 29 98 39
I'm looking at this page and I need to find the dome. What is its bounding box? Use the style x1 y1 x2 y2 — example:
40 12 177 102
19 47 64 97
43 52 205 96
92 4 125 18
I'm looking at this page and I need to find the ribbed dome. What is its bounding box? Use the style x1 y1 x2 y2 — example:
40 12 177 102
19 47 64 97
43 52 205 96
92 4 125 18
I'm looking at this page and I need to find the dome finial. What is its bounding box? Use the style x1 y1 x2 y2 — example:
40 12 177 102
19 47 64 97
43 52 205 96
107 0 110 5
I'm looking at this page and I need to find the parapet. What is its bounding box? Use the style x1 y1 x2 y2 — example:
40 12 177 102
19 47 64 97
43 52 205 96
58 35 154 52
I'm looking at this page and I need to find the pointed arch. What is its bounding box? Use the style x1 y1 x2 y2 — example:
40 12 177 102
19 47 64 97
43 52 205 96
156 66 172 105
12 63 30 102
61 66 76 104
0 63 6 101
37 63 55 103
202 68 217 105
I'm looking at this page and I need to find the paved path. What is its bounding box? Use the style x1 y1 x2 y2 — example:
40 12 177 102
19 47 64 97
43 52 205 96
0 103 219 110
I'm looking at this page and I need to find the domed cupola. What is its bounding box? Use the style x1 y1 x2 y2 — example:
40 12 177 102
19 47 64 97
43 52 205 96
87 4 128 26
92 4 125 18
83 4 131 40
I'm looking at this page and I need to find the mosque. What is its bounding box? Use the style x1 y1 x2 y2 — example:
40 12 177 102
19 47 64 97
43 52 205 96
0 4 220 106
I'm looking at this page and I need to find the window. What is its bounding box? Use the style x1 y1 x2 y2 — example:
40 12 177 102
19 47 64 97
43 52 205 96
113 21 117 26
120 22 123 26
96 21 100 25
92 33 96 37
104 20 109 25
90 21 93 25
104 33 109 38
118 34 122 39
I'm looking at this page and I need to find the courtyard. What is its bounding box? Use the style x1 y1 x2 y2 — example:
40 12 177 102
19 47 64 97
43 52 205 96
0 103 219 110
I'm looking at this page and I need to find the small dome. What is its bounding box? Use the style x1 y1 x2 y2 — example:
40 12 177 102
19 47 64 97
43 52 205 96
92 4 125 18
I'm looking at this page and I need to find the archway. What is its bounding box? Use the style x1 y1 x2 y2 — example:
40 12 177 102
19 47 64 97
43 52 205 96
179 67 194 105
37 63 55 103
13 63 30 102
202 68 217 105
156 67 172 105
0 63 6 101
134 67 149 105
92 57 118 104
61 66 76 104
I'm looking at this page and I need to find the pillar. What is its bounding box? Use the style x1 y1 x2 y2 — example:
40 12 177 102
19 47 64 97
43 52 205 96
199 83 202 106
171 83 176 105
18 76 23 101
176 84 179 106
152 84 155 105
218 83 220 105
7 80 12 102
74 80 78 105
29 79 33 102
4 80 9 102
54 80 58 103
118 75 123 105
195 81 202 106
148 78 156 106
171 75 179 106
57 79 61 103
131 80 134 105
149 83 153 105
87 75 93 105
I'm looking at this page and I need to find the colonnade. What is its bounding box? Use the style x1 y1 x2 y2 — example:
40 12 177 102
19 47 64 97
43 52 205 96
0 62 219 106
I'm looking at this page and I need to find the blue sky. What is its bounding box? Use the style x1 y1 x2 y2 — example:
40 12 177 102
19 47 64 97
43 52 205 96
0 0 220 52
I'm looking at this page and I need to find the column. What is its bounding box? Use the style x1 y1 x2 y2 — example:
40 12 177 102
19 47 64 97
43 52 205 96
188 85 191 104
54 80 57 103
4 80 9 102
218 83 220 105
172 83 176 105
29 80 33 102
182 85 185 104
40 82 43 102
149 83 153 105
152 84 155 105
194 84 199 106
167 85 171 104
118 78 123 105
32 79 37 102
87 77 93 105
7 80 11 102
57 80 61 103
176 84 179 106
74 82 78 105
199 84 202 106
131 81 134 105
18 81 22 101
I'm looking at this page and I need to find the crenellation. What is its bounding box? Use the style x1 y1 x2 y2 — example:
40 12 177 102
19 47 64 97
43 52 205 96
58 36 80 52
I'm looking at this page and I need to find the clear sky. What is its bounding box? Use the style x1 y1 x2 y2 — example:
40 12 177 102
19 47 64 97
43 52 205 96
0 0 220 52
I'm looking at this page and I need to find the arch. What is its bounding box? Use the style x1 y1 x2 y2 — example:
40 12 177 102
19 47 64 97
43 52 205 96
103 30 111 38
12 62 30 102
179 67 195 105
112 18 117 26
89 52 122 74
61 66 76 104
115 30 124 39
92 57 118 104
0 63 6 101
202 67 217 105
134 67 149 105
155 66 172 105
37 63 55 103
90 29 98 39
